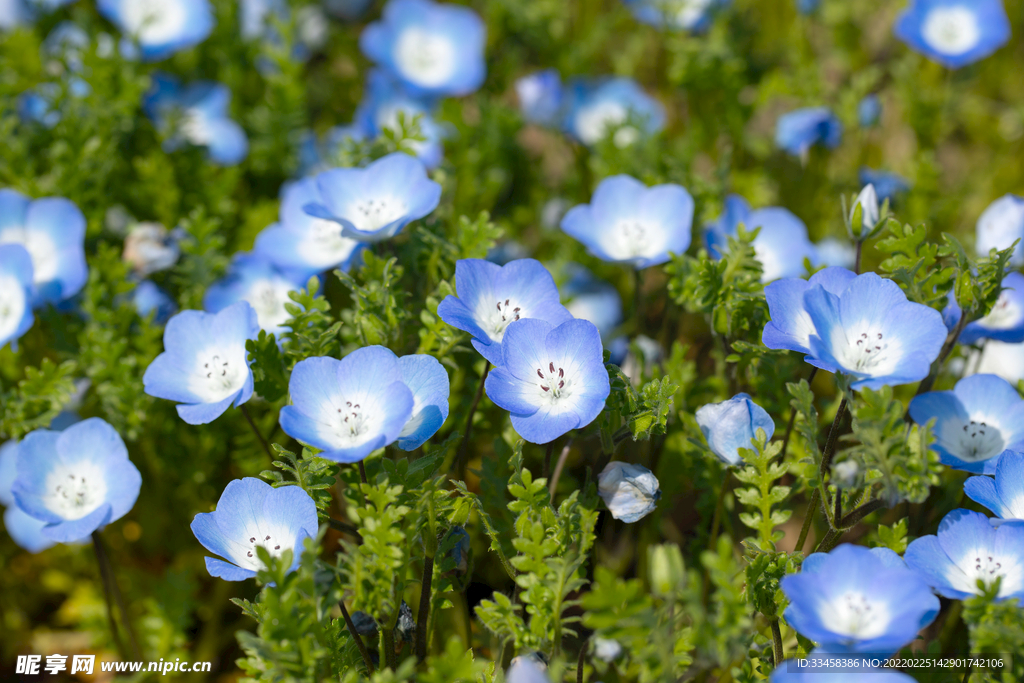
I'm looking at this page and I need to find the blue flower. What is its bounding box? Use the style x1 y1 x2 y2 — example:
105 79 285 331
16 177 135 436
143 302 260 425
0 0 31 29
11 418 141 543
97 0 214 61
695 393 775 465
43 21 90 71
132 280 176 324
795 0 820 14
240 0 286 40
355 69 445 169
204 253 309 337
563 78 665 147
360 0 486 98
597 461 660 523
560 175 694 269
0 440 54 553
622 0 727 31
905 508 1024 601
0 189 87 304
908 374 1024 474
516 69 563 127
123 222 181 277
894 0 1011 70
0 244 34 351
763 267 858 355
254 179 365 281
859 168 910 203
562 265 623 340
965 451 1024 525
797 271 947 389
143 74 248 166
485 318 610 444
506 655 551 683
943 272 1024 345
190 478 319 581
775 107 842 157
280 346 447 461
305 152 442 243
781 544 939 654
437 258 574 366
858 94 881 127
814 238 857 269
976 194 1024 266
705 195 818 282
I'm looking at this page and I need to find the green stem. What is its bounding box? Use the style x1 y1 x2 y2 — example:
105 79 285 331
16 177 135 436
548 438 574 498
415 554 434 662
709 472 729 545
358 461 368 486
92 532 126 659
382 620 397 670
916 309 968 397
543 440 555 479
240 404 274 460
328 518 360 536
840 498 885 528
456 362 491 480
577 637 588 683
770 618 784 668
819 398 848 480
339 600 375 675
779 368 817 462
92 531 141 659
794 488 819 553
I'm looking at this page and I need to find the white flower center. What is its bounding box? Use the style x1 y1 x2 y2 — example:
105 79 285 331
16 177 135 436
393 27 457 88
0 227 59 284
232 520 297 571
922 6 980 56
827 591 890 640
0 273 27 342
832 326 902 377
976 291 1022 330
575 101 628 145
122 0 189 45
190 348 247 402
475 297 524 342
245 278 296 334
610 220 656 259
536 361 573 403
330 399 382 445
43 462 108 520
297 218 360 266
347 197 409 234
950 418 1005 463
180 109 214 146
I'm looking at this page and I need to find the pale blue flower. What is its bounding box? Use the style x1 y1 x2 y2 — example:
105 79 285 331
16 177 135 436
894 0 1011 70
132 280 176 324
1 440 54 553
12 418 141 543
858 94 881 127
943 272 1024 345
204 253 309 337
123 222 180 277
360 0 486 98
976 194 1024 266
695 393 775 465
562 265 623 340
355 69 445 169
143 302 260 425
0 189 87 304
190 478 318 581
775 107 842 157
485 318 610 444
597 461 660 523
563 78 665 147
965 451 1024 525
814 238 857 269
240 0 286 40
506 656 550 683
0 0 31 29
516 69 563 127
0 244 34 351
859 168 910 203
305 152 442 243
97 0 214 61
796 0 819 14
763 267 857 355
623 0 727 31
909 374 1024 474
905 508 1024 601
560 175 694 269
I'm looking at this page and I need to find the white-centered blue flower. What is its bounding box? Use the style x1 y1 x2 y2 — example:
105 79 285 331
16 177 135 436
965 451 1024 525
11 418 141 543
561 175 694 270
0 244 34 351
190 477 319 581
355 69 445 169
143 74 248 166
437 258 574 366
894 0 1011 70
204 253 309 337
97 0 214 61
0 189 87 305
485 318 611 444
598 461 660 523
781 544 939 654
705 195 818 282
143 301 260 425
622 0 726 31
360 0 486 98
695 393 775 466
1 440 54 553
305 152 442 243
563 78 665 147
905 508 1024 601
516 69 563 127
976 195 1024 266
798 271 947 389
908 374 1024 474
944 272 1024 345
775 107 842 157
254 178 365 281
763 267 858 355
132 280 176 324
279 347 433 462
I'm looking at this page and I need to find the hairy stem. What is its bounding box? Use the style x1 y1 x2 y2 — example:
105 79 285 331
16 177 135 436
457 362 491 480
339 600 374 675
415 554 434 662
770 618 784 668
794 488 819 553
328 518 360 536
916 310 969 396
92 531 140 659
840 498 886 528
382 622 397 670
819 398 848 480
577 637 588 683
548 439 574 498
780 368 817 461
358 461 368 486
92 532 126 659
240 404 274 460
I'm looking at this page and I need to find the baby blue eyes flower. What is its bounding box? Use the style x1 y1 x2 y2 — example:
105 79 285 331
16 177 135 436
123 222 181 277
506 655 550 683
0 244 35 351
143 301 260 425
763 266 857 355
798 271 947 389
143 74 248 166
1 440 54 553
964 451 1024 525
623 0 726 32
11 418 142 544
598 461 661 523
695 393 775 466
976 194 1024 266
908 374 1024 474
560 175 694 270
905 508 1024 601
858 94 882 127
437 258 574 366
204 253 308 337
485 318 611 444
190 478 319 581
894 0 1011 70
814 238 857 270
775 107 843 157
781 544 939 654
132 280 177 324
355 69 445 169
360 0 486 98
97 0 214 61
516 69 563 127
305 152 442 243
0 189 87 305
944 272 1024 345
562 265 623 340
280 346 448 461
563 78 665 147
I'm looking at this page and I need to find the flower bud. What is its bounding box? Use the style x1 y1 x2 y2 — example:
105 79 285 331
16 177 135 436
648 543 685 597
592 637 622 662
508 653 549 683
123 222 180 277
832 460 859 489
849 184 879 239
598 462 661 523
695 393 775 466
